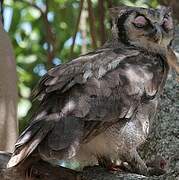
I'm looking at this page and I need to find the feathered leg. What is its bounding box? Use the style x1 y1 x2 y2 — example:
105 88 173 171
97 155 124 171
123 149 148 175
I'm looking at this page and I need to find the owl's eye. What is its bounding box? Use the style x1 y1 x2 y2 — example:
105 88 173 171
133 15 148 28
162 15 173 32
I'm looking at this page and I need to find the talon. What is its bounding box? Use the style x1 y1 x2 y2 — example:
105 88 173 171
25 165 41 179
107 164 124 171
25 166 33 179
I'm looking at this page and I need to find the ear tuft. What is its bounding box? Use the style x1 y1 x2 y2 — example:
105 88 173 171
167 6 173 16
160 6 173 15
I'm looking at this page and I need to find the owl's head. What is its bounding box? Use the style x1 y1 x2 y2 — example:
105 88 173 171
110 6 174 53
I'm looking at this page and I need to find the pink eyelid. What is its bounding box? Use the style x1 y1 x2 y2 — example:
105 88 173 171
133 16 147 26
162 17 173 31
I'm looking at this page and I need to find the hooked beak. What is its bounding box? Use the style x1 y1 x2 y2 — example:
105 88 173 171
145 23 163 44
153 23 163 44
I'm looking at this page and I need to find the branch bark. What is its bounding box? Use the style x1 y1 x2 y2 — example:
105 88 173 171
0 151 177 180
0 152 158 180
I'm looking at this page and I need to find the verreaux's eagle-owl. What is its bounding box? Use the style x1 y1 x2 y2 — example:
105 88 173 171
7 6 175 175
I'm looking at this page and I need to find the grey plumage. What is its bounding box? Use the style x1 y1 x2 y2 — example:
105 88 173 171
7 6 174 175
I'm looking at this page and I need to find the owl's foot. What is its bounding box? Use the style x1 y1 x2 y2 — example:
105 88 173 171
25 164 41 179
107 164 124 172
97 155 124 172
123 149 148 176
124 150 167 176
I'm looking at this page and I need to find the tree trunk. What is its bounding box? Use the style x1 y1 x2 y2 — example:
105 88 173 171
0 20 18 152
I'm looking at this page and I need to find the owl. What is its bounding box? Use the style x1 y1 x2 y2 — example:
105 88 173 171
7 6 174 176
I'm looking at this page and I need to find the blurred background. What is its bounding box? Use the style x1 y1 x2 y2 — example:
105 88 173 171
2 0 178 133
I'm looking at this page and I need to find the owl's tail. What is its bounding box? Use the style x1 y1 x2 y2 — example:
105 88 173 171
7 118 54 168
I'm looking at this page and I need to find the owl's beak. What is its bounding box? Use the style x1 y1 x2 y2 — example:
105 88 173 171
153 23 163 44
145 23 163 44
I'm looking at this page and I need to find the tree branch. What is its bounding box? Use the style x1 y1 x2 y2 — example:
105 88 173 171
0 152 177 180
87 0 97 49
19 0 44 14
0 152 150 180
98 0 106 45
0 0 4 24
19 0 56 67
70 0 84 57
106 0 113 9
42 0 56 66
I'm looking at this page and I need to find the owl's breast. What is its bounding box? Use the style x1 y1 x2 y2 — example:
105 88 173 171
74 97 158 166
104 119 148 152
75 119 148 165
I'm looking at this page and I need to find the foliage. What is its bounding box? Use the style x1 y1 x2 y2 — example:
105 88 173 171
3 0 160 132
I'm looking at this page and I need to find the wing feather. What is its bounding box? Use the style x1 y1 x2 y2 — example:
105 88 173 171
32 48 141 150
9 48 144 166
32 49 139 101
7 120 54 168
